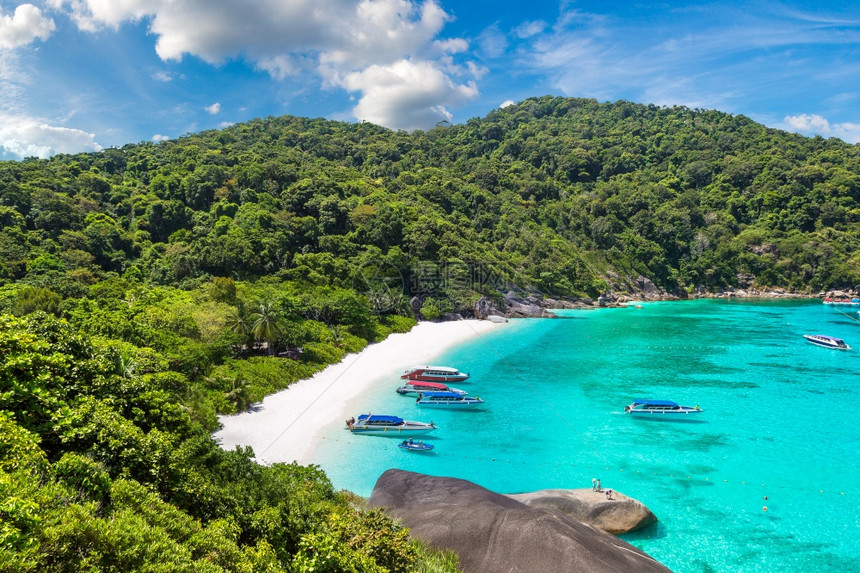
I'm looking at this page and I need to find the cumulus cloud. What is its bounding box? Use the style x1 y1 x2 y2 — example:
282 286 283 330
205 102 221 115
499 100 515 108
49 0 480 131
152 134 170 142
784 114 860 143
343 59 477 131
0 116 102 159
0 3 55 48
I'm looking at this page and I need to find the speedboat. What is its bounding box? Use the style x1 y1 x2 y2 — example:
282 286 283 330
624 399 703 416
416 391 484 408
345 414 437 435
396 381 466 396
823 298 860 305
803 334 850 350
398 440 435 452
401 365 470 382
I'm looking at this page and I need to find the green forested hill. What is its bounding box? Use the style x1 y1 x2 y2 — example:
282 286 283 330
2 96 859 302
0 96 859 570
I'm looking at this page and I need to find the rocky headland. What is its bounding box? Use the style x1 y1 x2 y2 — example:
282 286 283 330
367 469 671 573
467 276 857 320
507 488 658 535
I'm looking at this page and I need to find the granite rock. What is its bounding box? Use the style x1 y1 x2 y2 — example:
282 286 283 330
367 470 672 573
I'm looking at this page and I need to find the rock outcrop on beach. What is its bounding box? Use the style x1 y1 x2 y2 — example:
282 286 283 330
367 469 672 573
507 488 658 535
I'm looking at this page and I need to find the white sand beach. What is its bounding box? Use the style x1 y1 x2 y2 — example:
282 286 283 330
213 319 508 465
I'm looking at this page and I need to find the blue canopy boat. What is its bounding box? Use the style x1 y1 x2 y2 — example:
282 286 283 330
398 439 435 452
803 334 850 350
416 391 484 408
345 414 437 435
624 399 703 416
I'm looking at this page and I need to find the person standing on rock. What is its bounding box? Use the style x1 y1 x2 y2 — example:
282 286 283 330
592 478 597 491
596 478 601 492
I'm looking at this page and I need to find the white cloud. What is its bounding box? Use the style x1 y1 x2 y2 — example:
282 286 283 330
50 0 480 131
784 113 830 133
205 102 221 115
343 58 477 131
0 3 55 48
513 20 546 40
219 121 235 128
434 38 468 54
477 25 507 58
152 134 170 142
151 70 173 82
783 114 860 143
499 100 515 108
0 115 102 159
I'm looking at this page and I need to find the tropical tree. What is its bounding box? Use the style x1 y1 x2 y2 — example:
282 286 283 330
227 300 255 354
250 300 282 355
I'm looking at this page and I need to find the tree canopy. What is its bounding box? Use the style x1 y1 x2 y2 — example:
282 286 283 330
0 96 858 570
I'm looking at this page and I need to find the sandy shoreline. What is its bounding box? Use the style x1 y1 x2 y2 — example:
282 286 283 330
213 319 508 465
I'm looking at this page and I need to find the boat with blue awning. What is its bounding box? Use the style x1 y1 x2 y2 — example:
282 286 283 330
803 334 850 350
624 399 703 416
416 391 484 408
345 414 438 435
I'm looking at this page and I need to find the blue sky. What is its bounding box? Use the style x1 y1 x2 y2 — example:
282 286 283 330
1 0 859 160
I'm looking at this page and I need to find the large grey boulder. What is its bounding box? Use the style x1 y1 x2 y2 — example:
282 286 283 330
368 470 671 573
507 488 658 534
473 297 505 320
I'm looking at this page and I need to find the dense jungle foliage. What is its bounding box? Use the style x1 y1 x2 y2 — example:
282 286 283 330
0 96 858 570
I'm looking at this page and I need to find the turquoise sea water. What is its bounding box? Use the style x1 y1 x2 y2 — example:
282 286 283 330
311 299 859 572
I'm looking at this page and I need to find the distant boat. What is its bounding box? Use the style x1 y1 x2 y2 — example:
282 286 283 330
396 381 466 396
624 399 703 416
345 414 438 435
823 298 860 305
803 334 851 350
416 391 484 408
401 365 470 382
398 439 435 452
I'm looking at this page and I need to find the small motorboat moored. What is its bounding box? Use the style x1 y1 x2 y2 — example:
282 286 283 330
398 439 435 452
345 414 438 435
624 399 703 416
803 334 850 350
401 365 470 382
396 381 466 396
416 391 484 408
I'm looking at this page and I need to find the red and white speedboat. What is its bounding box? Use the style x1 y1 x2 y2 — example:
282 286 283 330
401 365 470 383
395 380 466 396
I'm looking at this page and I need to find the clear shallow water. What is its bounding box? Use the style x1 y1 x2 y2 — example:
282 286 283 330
311 299 860 572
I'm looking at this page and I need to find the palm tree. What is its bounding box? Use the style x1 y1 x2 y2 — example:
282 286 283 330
329 325 345 348
227 300 254 355
225 377 252 412
250 300 282 355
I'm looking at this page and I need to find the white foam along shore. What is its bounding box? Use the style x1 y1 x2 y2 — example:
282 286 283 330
213 319 508 465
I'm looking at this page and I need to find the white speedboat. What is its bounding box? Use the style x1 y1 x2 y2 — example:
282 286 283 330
624 399 703 416
401 365 470 382
416 391 484 408
803 334 850 350
396 381 466 396
345 414 437 435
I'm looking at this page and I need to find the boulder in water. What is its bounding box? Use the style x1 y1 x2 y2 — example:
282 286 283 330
367 470 671 573
507 488 658 534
